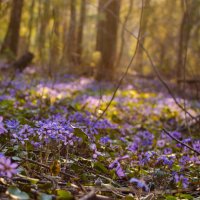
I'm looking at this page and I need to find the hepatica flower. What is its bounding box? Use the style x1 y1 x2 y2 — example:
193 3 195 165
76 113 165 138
139 151 157 166
99 136 111 144
0 116 8 134
109 160 125 178
192 140 200 152
0 156 18 178
157 139 166 148
108 155 129 178
90 143 102 159
174 173 189 188
5 119 20 130
179 155 190 166
130 178 149 192
156 155 174 167
171 131 182 140
115 164 125 178
163 147 172 155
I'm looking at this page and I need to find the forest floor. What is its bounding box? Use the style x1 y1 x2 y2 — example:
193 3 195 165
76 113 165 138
0 73 199 200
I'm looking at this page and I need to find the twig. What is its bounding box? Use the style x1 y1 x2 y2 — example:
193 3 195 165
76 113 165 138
162 128 200 155
80 189 113 200
79 190 96 200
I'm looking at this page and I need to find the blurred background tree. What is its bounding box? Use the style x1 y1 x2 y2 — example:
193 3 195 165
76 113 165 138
0 0 199 85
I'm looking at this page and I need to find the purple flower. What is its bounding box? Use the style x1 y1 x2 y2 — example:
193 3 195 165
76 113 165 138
128 142 138 152
100 136 111 144
179 155 190 166
0 156 18 178
139 151 156 166
116 164 125 178
108 155 129 178
157 155 174 167
182 138 192 144
90 143 102 159
163 148 172 155
190 156 200 164
174 173 189 188
157 140 166 148
130 178 149 192
192 140 200 152
171 131 182 139
5 119 20 130
109 159 119 169
0 116 7 134
137 131 154 146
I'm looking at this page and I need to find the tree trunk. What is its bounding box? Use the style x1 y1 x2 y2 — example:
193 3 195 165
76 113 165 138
176 1 197 84
116 0 133 68
49 6 60 77
76 0 86 65
37 0 50 65
95 0 121 81
27 0 35 49
135 0 151 74
67 0 77 68
0 0 24 58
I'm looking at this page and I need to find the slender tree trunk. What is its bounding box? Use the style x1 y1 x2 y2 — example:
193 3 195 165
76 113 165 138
96 0 105 53
27 0 35 49
95 0 121 81
67 0 77 68
135 0 151 74
60 1 69 68
116 0 133 68
49 7 60 77
37 0 50 65
0 0 24 58
176 1 195 83
76 0 86 65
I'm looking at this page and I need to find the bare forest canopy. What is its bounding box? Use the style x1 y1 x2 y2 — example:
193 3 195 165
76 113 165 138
0 0 200 83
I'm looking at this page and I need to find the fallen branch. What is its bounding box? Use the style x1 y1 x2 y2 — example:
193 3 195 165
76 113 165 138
80 190 113 200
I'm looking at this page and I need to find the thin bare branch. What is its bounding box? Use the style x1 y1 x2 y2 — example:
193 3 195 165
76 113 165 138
163 128 200 155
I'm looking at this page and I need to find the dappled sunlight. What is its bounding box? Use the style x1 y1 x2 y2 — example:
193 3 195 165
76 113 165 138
0 0 200 199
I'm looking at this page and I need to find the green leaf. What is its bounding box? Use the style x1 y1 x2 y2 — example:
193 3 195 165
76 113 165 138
18 174 39 184
57 189 74 200
73 128 88 142
93 161 108 174
172 164 181 171
39 193 53 200
125 195 135 200
7 186 30 200
178 193 193 200
165 195 177 200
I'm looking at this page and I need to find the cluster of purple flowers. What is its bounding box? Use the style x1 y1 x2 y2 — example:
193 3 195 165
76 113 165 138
0 76 199 193
128 131 154 152
2 112 117 154
174 173 189 188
